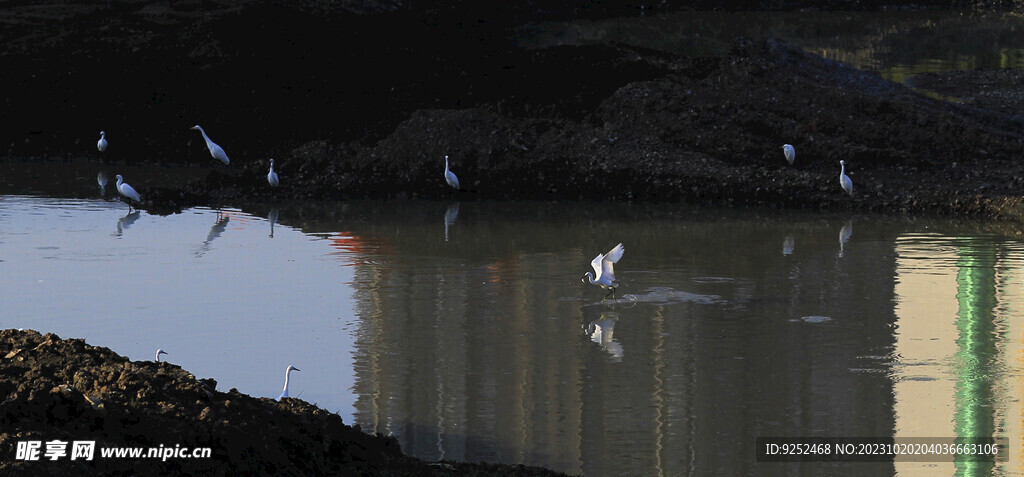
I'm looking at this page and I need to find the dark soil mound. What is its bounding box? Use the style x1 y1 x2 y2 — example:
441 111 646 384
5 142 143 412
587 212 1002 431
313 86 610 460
908 69 1024 116
0 329 569 476
4 2 1024 221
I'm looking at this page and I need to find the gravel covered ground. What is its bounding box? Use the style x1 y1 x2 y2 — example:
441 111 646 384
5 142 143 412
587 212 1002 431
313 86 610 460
2 2 1024 220
0 330 568 476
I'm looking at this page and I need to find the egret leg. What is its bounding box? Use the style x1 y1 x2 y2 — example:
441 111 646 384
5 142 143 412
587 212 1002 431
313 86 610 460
603 287 615 300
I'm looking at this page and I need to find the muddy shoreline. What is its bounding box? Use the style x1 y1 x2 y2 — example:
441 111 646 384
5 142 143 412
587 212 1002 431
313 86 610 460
2 2 1024 220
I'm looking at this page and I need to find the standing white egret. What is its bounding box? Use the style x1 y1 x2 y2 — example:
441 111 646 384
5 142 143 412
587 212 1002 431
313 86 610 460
97 131 107 152
155 349 167 362
444 155 459 190
782 144 795 165
115 174 141 212
278 365 300 400
582 243 625 299
191 125 230 165
839 160 853 197
267 159 279 187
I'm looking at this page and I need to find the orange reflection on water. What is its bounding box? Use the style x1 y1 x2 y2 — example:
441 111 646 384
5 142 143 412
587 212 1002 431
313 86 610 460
326 232 395 266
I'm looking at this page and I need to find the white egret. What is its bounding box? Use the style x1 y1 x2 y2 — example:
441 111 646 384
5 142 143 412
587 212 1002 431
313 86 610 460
839 160 853 197
115 174 141 212
191 125 230 165
782 144 795 165
278 365 300 400
155 349 167 362
582 243 625 299
267 159 279 187
444 155 459 190
97 131 107 152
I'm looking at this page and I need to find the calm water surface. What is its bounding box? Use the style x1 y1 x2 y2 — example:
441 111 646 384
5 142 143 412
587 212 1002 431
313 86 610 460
2 195 1022 476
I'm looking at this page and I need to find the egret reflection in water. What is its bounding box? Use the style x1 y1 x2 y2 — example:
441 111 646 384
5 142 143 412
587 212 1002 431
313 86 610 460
839 220 853 257
114 210 141 237
782 235 795 255
585 312 623 361
97 172 108 196
443 203 459 242
196 211 230 257
268 208 279 238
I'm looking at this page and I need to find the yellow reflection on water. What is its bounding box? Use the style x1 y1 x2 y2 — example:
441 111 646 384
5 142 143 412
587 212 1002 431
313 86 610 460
893 235 1023 476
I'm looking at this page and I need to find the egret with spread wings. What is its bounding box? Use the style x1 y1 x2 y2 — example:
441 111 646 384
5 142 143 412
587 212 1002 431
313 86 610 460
582 243 625 299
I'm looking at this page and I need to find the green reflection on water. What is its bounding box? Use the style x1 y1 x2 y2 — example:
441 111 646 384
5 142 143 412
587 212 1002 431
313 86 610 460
954 241 996 474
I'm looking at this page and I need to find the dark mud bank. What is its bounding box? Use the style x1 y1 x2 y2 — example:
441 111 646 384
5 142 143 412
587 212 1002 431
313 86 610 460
181 37 1024 222
0 329 568 476
4 2 1024 220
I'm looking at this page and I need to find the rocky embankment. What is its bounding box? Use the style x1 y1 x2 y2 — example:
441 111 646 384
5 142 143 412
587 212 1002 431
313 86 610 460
0 329 568 476
2 2 1024 219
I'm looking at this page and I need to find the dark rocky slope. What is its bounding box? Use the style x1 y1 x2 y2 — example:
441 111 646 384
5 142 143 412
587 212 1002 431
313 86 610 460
0 329 568 476
2 1 1024 220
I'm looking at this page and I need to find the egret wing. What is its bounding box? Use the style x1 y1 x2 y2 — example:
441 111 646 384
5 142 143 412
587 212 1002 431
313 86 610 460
211 143 230 165
601 243 625 283
121 184 141 202
590 253 605 281
841 176 853 196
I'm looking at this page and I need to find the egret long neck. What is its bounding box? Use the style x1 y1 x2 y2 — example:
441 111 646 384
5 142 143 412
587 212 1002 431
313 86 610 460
283 369 291 391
